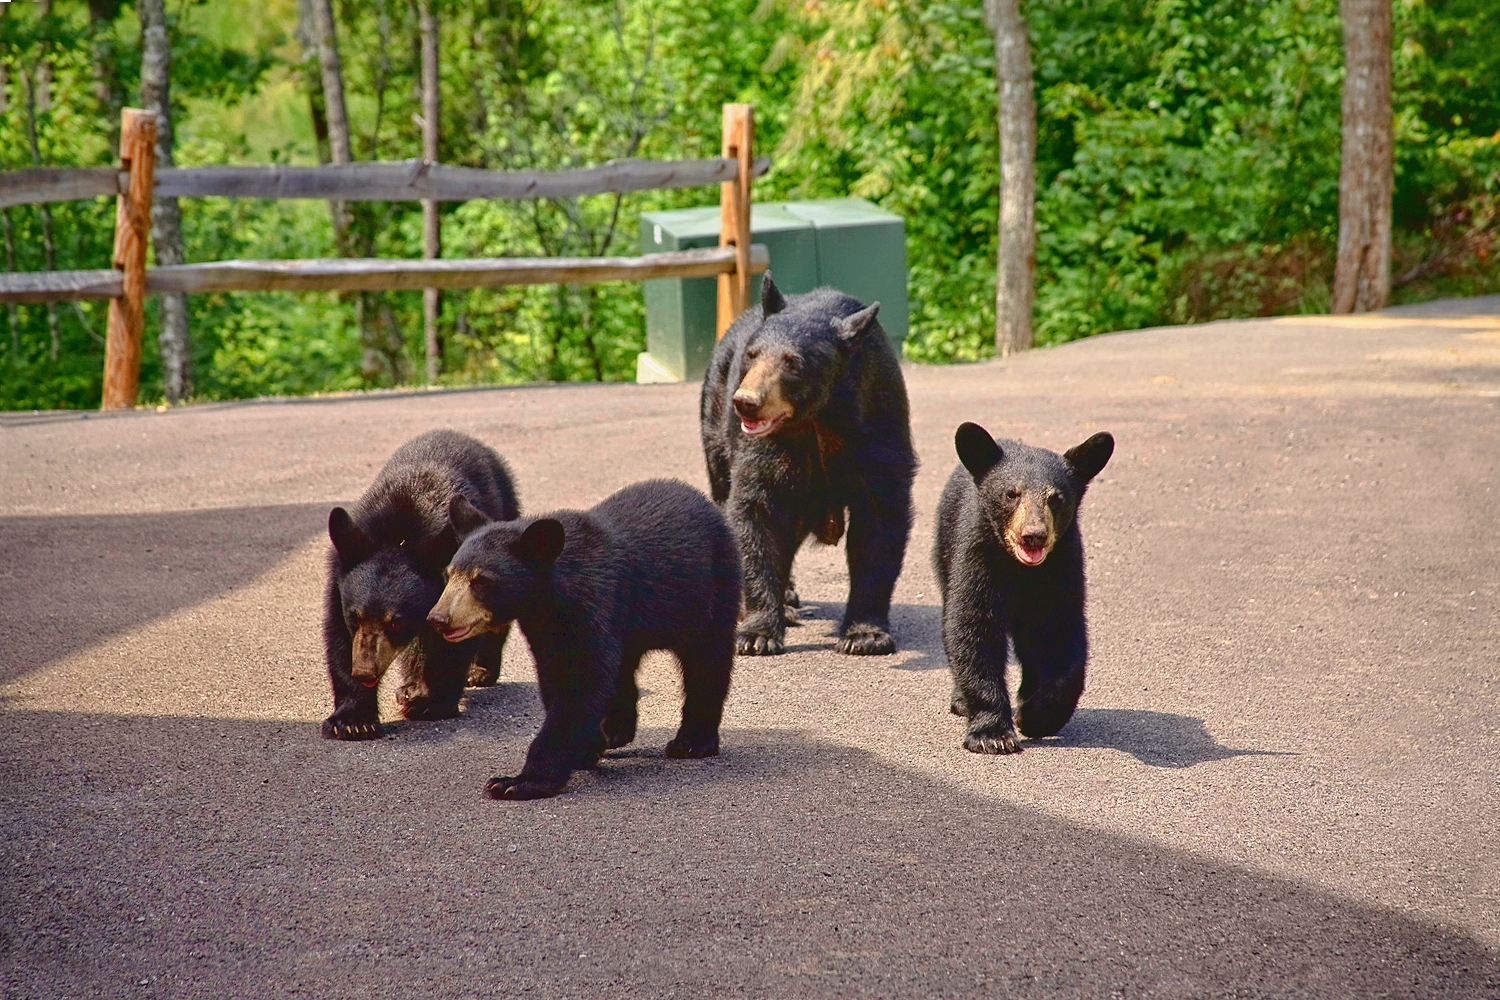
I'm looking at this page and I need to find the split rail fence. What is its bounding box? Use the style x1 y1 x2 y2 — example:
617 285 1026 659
0 103 767 410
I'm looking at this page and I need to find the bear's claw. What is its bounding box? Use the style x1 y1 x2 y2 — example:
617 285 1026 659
836 625 896 656
485 775 566 801
466 662 500 687
736 630 784 656
322 718 383 741
665 733 720 759
963 726 1023 755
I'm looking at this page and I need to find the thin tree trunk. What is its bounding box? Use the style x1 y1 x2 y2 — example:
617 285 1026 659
1332 0 1392 314
985 0 1036 356
139 0 191 403
308 0 353 249
87 0 124 149
3 208 18 366
419 0 441 383
20 64 61 362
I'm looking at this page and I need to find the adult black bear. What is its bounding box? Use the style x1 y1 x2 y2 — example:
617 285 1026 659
933 422 1114 753
323 429 519 740
700 275 916 656
427 479 741 800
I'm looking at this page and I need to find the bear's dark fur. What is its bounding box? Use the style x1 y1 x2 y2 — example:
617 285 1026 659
323 429 519 740
700 275 917 656
933 422 1114 753
428 479 741 800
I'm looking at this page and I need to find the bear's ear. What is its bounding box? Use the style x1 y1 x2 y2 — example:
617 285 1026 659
512 518 565 567
448 493 490 538
955 422 1003 479
328 507 372 566
832 301 881 343
760 272 786 317
1064 432 1115 483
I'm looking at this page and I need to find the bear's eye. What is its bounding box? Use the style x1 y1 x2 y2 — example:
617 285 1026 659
1006 487 1023 500
783 354 801 371
1048 492 1066 508
745 346 760 360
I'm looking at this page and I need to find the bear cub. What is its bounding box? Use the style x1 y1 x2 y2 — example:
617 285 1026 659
428 479 741 800
700 274 916 657
323 429 519 740
933 422 1114 754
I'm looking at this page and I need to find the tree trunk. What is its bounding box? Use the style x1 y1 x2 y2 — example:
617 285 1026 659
308 0 354 248
419 0 441 383
1332 0 1392 314
985 0 1036 356
20 61 61 362
139 0 192 403
87 0 124 149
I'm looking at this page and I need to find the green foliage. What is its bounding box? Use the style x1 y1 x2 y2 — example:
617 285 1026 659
2 0 1498 408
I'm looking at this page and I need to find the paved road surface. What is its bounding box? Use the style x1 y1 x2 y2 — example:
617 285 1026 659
3 298 1498 998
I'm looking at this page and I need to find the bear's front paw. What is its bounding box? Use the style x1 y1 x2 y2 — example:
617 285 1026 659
399 696 461 721
322 716 382 741
485 774 567 800
466 661 500 687
964 722 1023 755
783 584 801 608
836 624 896 656
736 629 785 656
665 731 720 759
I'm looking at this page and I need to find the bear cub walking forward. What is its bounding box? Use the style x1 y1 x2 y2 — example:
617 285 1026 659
323 430 519 740
934 422 1113 753
701 275 916 656
428 479 741 800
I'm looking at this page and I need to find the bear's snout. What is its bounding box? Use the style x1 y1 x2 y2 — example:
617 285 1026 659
1020 529 1049 550
732 391 762 420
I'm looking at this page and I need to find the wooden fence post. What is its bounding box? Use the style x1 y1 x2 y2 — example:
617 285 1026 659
716 103 753 338
101 108 158 410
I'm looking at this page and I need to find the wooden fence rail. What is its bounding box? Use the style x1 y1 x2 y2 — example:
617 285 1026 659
1 103 758 409
0 245 770 303
0 156 770 209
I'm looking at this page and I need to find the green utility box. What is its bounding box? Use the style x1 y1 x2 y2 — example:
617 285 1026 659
637 197 907 383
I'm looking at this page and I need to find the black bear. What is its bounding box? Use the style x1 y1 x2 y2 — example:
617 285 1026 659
933 422 1114 753
323 429 519 740
700 275 917 656
427 479 741 800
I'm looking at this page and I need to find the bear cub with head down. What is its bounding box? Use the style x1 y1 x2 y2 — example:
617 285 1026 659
427 479 741 800
700 274 916 656
323 429 519 740
934 422 1114 754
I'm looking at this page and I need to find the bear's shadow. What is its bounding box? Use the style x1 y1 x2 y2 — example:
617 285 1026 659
1034 707 1297 768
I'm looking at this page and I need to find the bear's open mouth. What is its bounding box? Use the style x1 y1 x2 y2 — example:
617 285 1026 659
437 622 477 643
740 414 787 437
1017 545 1047 566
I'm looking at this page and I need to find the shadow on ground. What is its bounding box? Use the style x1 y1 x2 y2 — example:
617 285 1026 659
1 708 1492 999
1032 707 1296 767
0 504 329 684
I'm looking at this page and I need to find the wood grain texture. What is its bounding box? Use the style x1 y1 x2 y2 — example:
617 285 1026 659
0 157 772 208
0 245 769 302
102 109 158 411
716 104 755 338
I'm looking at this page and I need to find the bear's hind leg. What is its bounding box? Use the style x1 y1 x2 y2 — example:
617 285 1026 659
399 636 465 721
1013 621 1087 739
666 634 732 759
601 650 643 751
837 485 912 655
467 622 508 687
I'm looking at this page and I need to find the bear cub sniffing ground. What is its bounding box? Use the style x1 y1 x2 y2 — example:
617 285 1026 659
700 275 916 656
934 422 1114 754
428 479 741 800
323 430 519 740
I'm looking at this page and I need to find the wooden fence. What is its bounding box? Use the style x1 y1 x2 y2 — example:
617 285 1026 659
0 104 766 410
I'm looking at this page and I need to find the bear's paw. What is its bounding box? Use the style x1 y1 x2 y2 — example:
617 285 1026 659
321 717 383 741
485 774 567 801
736 630 785 656
665 732 721 759
963 724 1023 755
836 624 896 656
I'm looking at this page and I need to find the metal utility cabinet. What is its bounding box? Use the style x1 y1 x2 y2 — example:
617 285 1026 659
638 197 907 382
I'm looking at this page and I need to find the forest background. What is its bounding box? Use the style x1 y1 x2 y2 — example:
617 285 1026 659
1 0 1497 410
